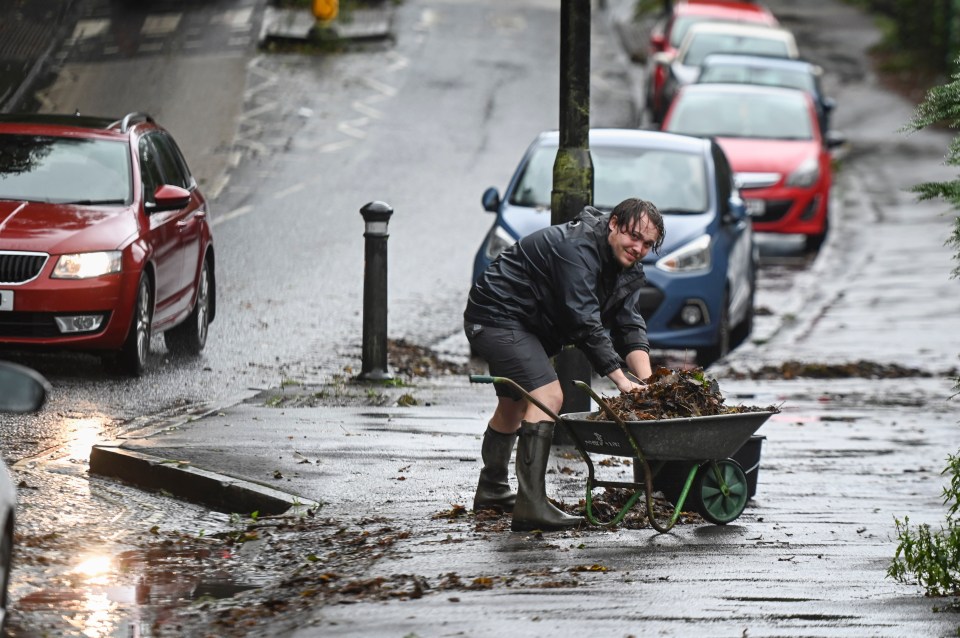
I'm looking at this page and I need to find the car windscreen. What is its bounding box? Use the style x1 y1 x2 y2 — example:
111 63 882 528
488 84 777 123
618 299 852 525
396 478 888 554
509 144 709 214
666 90 814 140
0 134 132 205
683 33 791 67
699 64 816 93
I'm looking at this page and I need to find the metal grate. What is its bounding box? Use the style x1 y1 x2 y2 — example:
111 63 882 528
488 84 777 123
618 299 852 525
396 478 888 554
0 251 48 284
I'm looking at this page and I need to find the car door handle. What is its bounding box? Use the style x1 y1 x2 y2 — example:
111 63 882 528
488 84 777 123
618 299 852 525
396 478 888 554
176 210 206 229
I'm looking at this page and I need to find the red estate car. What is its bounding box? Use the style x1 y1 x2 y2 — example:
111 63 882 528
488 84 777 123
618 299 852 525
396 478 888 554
662 83 846 251
644 0 778 123
0 112 215 375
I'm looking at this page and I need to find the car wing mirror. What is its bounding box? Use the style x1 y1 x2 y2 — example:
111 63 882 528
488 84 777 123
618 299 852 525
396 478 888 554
825 129 846 150
822 96 836 112
651 51 674 66
481 187 501 213
149 184 191 212
0 361 50 413
723 195 748 224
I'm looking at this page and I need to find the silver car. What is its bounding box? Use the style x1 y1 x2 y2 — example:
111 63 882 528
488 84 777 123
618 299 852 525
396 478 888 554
0 361 50 630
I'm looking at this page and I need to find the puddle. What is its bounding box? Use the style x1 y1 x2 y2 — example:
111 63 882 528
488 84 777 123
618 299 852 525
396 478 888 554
8 543 262 637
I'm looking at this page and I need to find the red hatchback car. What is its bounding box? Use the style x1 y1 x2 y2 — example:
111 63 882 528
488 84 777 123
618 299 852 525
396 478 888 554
644 0 778 122
662 83 846 251
0 112 215 375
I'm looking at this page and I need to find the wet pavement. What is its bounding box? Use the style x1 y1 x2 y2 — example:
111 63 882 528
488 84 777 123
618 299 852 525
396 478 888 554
88 0 960 624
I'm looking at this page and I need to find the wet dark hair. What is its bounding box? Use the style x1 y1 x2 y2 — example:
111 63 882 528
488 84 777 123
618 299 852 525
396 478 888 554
610 198 665 254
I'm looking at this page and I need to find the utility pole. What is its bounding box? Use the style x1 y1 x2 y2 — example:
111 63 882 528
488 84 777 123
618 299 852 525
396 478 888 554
552 0 593 415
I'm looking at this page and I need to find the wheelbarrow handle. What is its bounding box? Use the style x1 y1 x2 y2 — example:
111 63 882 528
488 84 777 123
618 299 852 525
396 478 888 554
468 375 562 423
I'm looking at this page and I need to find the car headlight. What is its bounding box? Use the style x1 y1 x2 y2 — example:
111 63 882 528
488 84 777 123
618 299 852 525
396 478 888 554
785 157 820 188
52 251 122 279
656 234 711 273
483 225 516 261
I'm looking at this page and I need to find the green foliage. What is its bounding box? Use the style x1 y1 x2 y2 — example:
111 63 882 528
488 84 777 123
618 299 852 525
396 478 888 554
858 0 957 73
901 60 960 279
888 452 960 601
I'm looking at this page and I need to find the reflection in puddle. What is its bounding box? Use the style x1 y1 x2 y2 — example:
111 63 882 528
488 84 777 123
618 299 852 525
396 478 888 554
12 544 260 636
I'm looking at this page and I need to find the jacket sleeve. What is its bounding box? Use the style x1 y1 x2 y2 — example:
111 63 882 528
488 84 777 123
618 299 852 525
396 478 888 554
550 240 625 377
610 286 650 357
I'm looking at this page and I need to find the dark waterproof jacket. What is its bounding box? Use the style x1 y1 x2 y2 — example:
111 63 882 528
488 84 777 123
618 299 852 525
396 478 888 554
464 207 650 377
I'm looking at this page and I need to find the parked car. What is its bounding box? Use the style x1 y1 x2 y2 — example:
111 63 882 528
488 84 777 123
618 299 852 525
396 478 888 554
0 112 216 375
697 52 836 133
473 129 757 367
645 0 779 124
662 83 846 251
652 21 799 123
0 360 50 632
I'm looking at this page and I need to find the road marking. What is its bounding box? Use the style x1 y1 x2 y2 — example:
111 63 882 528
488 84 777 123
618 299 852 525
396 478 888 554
212 204 253 227
213 8 255 29
69 19 110 42
141 14 182 36
274 183 305 199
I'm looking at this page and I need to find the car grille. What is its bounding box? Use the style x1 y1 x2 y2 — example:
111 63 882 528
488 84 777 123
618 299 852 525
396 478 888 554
0 251 48 284
748 199 793 223
0 311 111 338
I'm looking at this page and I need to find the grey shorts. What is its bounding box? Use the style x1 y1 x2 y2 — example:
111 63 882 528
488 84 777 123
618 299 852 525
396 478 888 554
464 322 557 400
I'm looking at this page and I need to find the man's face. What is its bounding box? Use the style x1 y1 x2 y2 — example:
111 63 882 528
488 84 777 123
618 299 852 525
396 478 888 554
608 214 660 268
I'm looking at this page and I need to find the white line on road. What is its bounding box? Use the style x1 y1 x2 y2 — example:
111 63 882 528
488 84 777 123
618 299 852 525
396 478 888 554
212 204 253 227
274 183 305 199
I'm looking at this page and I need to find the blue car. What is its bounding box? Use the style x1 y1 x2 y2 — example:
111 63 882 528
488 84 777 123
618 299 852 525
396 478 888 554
472 128 757 367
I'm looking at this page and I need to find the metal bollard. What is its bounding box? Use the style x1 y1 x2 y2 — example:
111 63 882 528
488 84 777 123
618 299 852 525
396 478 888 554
358 201 394 381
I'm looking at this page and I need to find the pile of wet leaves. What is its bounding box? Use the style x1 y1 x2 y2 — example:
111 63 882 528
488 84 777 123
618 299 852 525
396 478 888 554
723 359 958 380
386 338 482 378
590 367 779 422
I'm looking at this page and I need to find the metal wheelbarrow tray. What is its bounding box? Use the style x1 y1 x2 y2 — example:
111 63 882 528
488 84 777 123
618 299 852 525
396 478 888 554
558 407 777 531
561 411 772 462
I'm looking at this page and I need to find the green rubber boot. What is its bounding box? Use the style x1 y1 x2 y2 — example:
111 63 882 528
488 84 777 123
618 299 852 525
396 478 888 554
511 420 584 532
473 426 518 512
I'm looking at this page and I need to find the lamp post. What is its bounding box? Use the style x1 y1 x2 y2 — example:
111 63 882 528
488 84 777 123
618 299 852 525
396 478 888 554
552 0 594 415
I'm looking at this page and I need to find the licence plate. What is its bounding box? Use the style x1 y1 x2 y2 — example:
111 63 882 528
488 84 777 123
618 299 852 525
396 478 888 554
745 198 766 217
0 290 12 311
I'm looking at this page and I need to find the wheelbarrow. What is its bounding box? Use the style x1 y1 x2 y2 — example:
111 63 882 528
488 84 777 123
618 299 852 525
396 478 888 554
469 375 777 533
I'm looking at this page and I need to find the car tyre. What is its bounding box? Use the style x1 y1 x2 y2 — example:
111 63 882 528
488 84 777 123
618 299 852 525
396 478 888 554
115 275 152 376
0 515 12 632
804 211 830 253
731 266 757 348
164 257 212 356
696 292 731 368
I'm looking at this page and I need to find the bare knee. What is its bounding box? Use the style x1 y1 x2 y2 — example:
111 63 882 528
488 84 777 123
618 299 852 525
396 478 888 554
525 381 563 422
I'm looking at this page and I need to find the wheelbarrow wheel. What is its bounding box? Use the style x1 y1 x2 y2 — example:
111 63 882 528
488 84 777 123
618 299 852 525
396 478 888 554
693 459 749 525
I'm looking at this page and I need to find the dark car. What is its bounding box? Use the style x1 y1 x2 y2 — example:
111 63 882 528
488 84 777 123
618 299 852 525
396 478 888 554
697 52 836 132
0 112 215 375
473 129 757 367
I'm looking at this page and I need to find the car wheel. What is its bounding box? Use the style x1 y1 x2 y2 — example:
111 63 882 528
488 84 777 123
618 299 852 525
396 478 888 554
116 275 152 376
731 266 757 348
0 516 12 632
696 292 731 369
164 257 212 355
804 210 830 253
